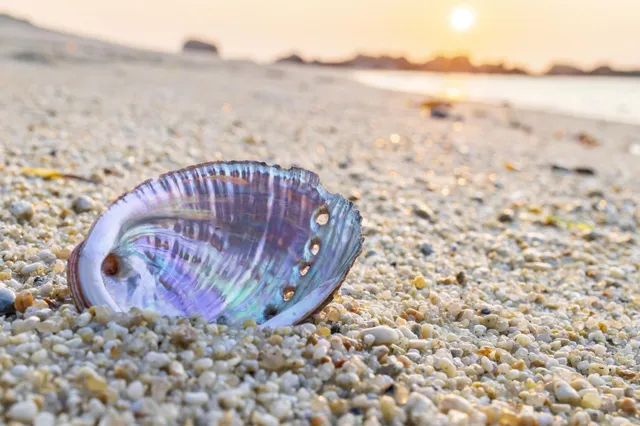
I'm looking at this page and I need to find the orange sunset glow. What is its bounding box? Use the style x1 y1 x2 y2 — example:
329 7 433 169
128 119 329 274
0 0 639 71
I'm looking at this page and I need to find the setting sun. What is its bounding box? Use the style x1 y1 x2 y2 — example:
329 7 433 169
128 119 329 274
450 6 475 32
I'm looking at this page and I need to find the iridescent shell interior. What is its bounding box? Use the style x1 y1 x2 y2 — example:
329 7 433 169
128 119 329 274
68 161 362 327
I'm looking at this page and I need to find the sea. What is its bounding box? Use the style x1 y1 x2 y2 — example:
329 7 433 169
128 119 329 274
350 70 640 125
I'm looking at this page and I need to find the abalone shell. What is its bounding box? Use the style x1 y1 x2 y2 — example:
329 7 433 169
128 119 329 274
68 161 362 327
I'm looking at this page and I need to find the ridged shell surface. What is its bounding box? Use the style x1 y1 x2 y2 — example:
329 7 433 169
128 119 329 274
68 161 362 327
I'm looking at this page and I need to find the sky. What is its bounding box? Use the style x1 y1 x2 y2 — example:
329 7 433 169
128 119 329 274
1 0 639 72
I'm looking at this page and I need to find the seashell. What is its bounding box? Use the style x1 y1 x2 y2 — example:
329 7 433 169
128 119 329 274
68 161 362 327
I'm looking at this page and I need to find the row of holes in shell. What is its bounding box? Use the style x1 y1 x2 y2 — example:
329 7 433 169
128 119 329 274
279 206 330 305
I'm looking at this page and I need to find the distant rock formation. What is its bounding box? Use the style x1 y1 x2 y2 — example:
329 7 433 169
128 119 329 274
277 53 305 65
275 52 639 77
545 64 586 76
182 39 219 56
545 63 640 77
276 53 530 75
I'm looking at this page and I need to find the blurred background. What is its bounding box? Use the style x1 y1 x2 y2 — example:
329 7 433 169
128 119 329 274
1 0 639 123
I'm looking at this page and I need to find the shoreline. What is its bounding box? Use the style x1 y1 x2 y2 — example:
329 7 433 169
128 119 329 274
340 67 640 127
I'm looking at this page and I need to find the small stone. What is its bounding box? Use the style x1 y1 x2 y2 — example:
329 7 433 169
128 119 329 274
419 243 435 256
455 271 467 285
439 395 473 415
498 209 515 223
361 326 400 345
72 195 95 213
439 358 457 378
336 372 359 388
168 361 185 376
317 326 331 337
270 399 293 420
482 314 500 329
588 363 609 376
170 325 198 348
145 352 170 369
243 319 257 328
412 276 426 289
9 200 35 221
127 380 145 400
7 400 38 422
14 290 34 313
619 398 637 415
421 324 435 339
0 287 16 313
52 343 70 356
414 204 437 222
581 391 602 409
380 395 396 423
251 411 279 426
554 380 580 404
85 371 108 392
184 392 208 405
194 358 213 374
33 411 56 426
21 262 44 275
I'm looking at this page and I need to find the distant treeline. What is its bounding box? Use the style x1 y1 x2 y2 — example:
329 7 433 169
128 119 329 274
276 53 640 77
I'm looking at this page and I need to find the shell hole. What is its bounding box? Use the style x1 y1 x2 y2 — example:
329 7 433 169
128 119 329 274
314 206 330 226
102 253 119 276
282 285 296 302
300 263 311 276
310 238 321 256
264 304 278 320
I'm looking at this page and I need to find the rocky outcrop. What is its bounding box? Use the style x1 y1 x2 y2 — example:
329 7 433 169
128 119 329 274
182 39 219 56
545 64 586 76
275 53 305 64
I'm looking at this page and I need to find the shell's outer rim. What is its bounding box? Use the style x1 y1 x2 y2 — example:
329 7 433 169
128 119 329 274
68 160 364 325
67 240 92 311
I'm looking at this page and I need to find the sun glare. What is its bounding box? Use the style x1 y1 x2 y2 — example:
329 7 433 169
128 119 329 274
451 7 475 32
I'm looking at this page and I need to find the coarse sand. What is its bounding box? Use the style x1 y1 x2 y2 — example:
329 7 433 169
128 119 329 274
0 19 639 426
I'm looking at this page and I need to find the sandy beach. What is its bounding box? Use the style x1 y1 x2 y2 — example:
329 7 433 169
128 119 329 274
1 18 640 426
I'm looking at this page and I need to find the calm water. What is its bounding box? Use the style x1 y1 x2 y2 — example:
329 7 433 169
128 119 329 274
351 70 640 125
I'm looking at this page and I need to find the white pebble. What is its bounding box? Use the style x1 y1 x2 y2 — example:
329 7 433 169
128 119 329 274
361 326 401 345
553 380 580 404
9 201 35 221
8 400 38 422
33 411 56 426
52 344 70 355
184 392 208 405
127 380 145 400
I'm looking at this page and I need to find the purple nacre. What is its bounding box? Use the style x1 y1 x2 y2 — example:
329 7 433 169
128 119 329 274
68 161 362 326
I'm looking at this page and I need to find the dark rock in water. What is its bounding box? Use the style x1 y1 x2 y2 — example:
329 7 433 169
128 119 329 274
456 271 467 285
182 39 219 56
550 164 571 173
0 288 16 314
480 308 491 315
419 243 434 256
430 107 450 119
